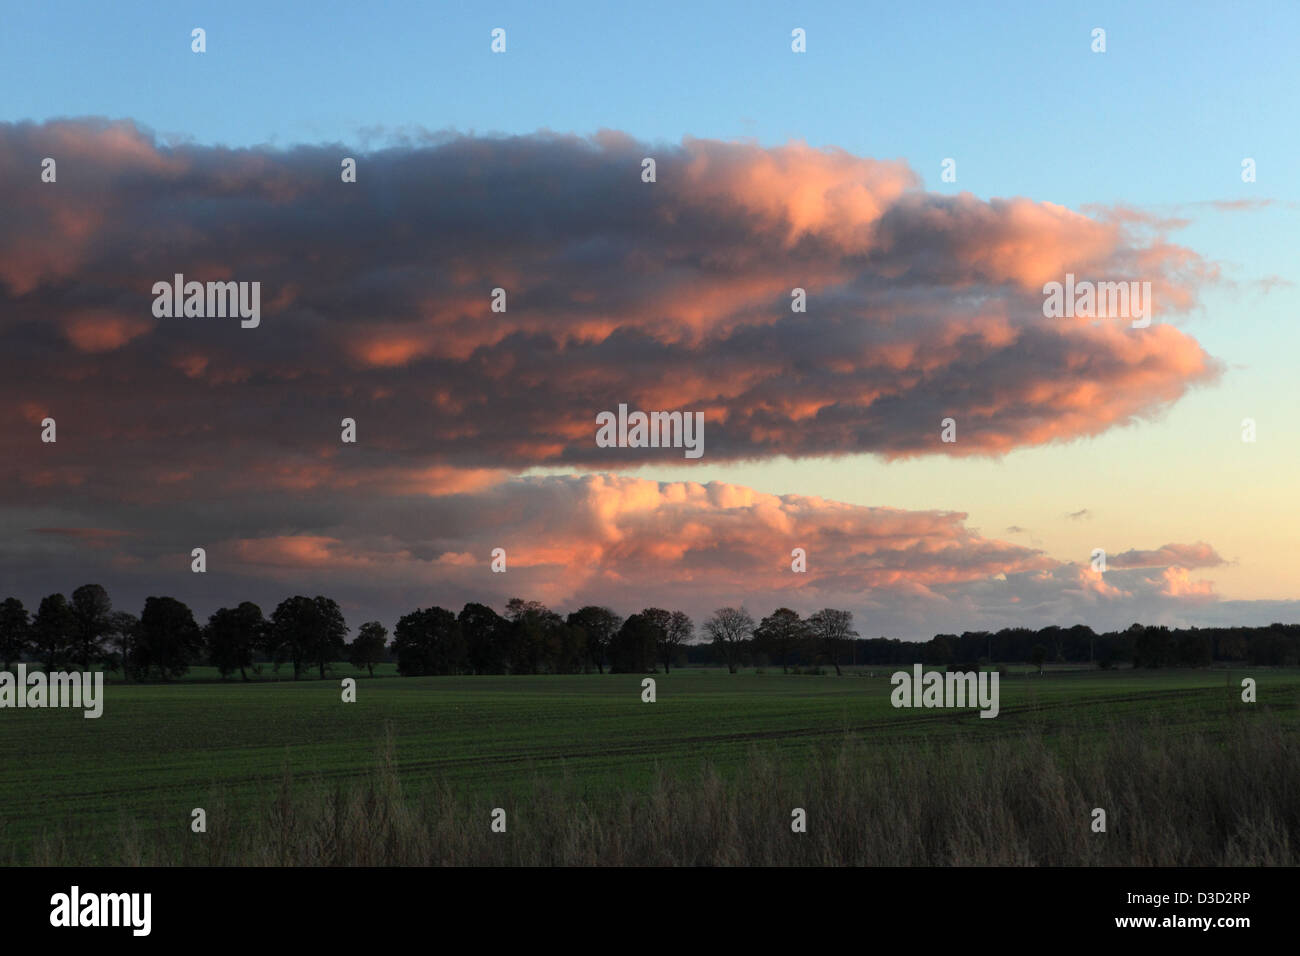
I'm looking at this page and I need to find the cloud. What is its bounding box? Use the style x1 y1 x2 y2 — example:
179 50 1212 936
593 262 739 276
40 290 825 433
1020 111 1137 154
27 527 134 547
1109 541 1224 570
1148 566 1216 599
1194 199 1290 212
0 119 1222 499
0 473 1261 638
0 121 1252 634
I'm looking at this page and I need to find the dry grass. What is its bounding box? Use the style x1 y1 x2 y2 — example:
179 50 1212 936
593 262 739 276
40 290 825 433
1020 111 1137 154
19 713 1298 866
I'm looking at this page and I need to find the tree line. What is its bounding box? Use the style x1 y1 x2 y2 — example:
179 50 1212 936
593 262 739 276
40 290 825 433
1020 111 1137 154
0 585 1295 681
0 586 864 680
722 621 1299 670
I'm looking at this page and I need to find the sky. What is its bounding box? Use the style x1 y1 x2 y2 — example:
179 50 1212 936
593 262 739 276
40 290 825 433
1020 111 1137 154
1 1 1297 638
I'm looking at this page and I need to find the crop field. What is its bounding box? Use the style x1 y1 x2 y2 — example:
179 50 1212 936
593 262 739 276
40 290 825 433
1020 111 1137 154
4 666 1298 863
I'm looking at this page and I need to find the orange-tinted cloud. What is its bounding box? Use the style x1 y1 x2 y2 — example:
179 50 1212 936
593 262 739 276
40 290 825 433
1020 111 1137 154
0 470 1271 636
62 310 153 352
0 122 1252 635
195 475 1237 635
0 119 1222 489
1150 566 1216 599
1111 541 1225 570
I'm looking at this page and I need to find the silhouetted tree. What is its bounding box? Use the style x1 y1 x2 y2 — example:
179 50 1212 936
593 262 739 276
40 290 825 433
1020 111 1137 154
609 612 658 673
1038 624 1065 663
503 599 561 675
393 606 464 676
268 596 316 679
923 633 955 667
659 610 693 673
348 621 388 677
0 597 31 671
1133 625 1171 668
310 596 349 678
69 584 113 670
1067 624 1097 663
460 602 508 674
636 607 694 671
206 602 266 681
704 607 755 674
809 608 857 676
136 596 202 680
1174 630 1212 667
32 593 73 671
754 608 807 673
1217 630 1248 661
107 610 139 679
640 608 672 672
567 605 622 674
544 618 587 674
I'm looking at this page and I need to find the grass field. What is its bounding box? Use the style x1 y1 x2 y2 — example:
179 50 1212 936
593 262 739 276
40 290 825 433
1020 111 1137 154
3 666 1298 864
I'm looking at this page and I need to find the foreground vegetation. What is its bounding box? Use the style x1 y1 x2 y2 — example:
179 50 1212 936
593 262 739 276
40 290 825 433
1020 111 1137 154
4 668 1297 864
16 714 1300 866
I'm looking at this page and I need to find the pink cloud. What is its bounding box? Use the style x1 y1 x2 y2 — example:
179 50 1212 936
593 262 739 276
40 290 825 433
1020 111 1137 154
62 310 153 352
0 121 1223 481
1111 542 1225 570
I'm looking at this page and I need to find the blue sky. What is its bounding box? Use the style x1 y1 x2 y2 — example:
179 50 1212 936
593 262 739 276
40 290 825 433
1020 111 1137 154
3 1 1297 202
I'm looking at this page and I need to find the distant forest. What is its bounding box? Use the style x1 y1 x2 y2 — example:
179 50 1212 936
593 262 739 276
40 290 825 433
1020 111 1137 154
1 585 1297 681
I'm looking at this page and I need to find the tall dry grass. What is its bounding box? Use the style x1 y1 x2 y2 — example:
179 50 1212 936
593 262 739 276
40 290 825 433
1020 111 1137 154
20 713 1299 865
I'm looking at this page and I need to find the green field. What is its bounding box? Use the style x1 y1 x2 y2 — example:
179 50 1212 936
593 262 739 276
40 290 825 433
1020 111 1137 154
4 665 1297 863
